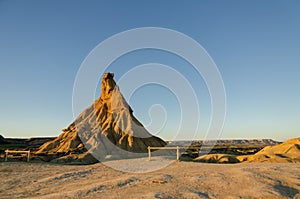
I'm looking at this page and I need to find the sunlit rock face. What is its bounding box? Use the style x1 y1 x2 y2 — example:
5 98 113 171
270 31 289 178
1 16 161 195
37 72 166 163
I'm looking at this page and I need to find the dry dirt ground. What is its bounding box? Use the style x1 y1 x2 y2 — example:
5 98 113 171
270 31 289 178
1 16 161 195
0 157 299 199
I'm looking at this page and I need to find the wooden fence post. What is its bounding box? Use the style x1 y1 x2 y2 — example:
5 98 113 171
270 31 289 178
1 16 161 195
148 146 151 161
27 150 30 162
5 150 8 162
176 146 179 161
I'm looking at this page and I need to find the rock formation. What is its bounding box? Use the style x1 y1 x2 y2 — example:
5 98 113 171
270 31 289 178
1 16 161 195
37 73 166 163
194 137 300 163
239 137 300 163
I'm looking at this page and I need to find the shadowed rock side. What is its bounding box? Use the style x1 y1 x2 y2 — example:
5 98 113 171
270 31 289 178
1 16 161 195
37 73 166 163
194 137 300 163
0 135 7 144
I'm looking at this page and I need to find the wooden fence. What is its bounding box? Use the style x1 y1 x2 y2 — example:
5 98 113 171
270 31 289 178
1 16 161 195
147 146 203 161
5 150 31 162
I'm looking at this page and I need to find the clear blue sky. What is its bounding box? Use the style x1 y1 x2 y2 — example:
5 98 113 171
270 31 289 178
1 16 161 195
0 0 299 141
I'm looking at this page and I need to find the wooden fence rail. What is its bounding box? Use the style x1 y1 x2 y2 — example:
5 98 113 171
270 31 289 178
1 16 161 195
148 146 198 161
5 150 30 162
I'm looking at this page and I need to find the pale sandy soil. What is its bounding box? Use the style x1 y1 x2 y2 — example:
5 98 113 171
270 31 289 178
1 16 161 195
0 157 299 199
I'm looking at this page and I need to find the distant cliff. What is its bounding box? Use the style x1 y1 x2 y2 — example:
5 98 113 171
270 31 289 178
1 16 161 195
0 135 55 149
0 135 7 144
168 139 281 146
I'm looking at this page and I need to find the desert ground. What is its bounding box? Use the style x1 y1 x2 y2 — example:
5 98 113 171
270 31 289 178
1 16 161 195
1 157 299 199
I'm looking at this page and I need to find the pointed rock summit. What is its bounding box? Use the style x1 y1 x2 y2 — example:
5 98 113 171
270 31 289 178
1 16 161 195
38 73 166 163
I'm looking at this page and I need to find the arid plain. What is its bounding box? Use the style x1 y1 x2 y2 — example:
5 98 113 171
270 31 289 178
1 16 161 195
1 159 300 199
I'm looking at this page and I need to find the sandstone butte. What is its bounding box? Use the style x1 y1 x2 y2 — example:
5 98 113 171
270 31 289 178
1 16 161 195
37 73 166 164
